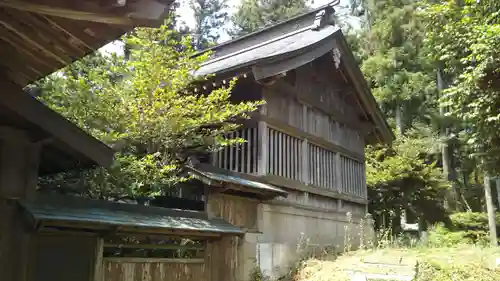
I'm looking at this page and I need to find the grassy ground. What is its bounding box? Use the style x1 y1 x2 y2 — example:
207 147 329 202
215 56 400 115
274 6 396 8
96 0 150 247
295 246 500 281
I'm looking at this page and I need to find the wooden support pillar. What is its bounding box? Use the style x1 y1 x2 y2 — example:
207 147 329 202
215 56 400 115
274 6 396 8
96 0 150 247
335 153 342 193
301 138 309 184
257 121 268 176
0 127 41 281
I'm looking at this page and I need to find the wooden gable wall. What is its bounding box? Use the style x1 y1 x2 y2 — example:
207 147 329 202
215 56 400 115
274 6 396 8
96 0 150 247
262 58 366 156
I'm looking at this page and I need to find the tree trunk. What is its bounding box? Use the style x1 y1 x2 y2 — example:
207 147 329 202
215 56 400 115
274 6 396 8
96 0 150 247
484 173 497 246
395 103 404 135
437 68 459 210
496 177 500 211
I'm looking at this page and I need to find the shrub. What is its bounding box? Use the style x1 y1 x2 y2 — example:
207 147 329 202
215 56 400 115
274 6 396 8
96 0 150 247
449 212 500 243
426 223 474 247
450 212 500 231
416 262 500 281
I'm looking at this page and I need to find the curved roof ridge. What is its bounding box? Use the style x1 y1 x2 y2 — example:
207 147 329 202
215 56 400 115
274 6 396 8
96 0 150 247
194 1 340 57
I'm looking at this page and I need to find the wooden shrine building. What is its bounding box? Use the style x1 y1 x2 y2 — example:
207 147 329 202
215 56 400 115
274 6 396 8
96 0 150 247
183 4 394 279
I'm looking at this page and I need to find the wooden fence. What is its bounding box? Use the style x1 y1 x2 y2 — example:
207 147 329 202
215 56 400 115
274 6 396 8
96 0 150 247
101 259 206 281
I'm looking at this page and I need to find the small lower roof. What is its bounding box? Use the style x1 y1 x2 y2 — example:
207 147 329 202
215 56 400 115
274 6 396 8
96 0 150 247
186 163 288 198
19 194 243 236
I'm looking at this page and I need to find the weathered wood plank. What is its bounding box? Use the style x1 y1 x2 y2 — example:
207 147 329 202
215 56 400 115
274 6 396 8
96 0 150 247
102 260 205 281
258 121 268 175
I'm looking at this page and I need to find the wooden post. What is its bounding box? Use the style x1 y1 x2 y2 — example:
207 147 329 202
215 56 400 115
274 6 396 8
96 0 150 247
335 154 342 193
0 127 41 281
484 173 497 246
301 138 309 184
92 238 104 281
257 121 268 176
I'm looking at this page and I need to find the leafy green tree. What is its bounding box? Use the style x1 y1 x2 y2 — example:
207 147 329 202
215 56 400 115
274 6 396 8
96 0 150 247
422 0 500 175
358 0 437 134
230 0 309 37
190 0 228 50
366 125 449 231
346 0 455 229
422 0 500 245
37 25 262 199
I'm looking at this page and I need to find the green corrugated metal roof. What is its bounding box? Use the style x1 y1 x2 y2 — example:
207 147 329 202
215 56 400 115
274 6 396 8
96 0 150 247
19 194 243 235
186 163 288 197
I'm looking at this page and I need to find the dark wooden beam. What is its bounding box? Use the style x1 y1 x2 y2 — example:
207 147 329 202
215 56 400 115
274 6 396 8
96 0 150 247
0 65 32 87
0 78 114 168
0 10 73 65
0 0 172 27
0 52 43 80
6 9 89 57
0 26 58 70
43 16 96 51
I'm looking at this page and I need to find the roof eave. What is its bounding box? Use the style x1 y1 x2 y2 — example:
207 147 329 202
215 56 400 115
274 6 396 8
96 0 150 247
185 165 288 198
3 78 114 169
335 32 394 144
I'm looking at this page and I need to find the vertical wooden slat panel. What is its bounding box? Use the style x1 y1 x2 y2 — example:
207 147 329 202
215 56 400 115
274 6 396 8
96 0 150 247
313 145 317 186
315 146 319 187
349 159 352 195
289 137 293 179
345 158 349 194
335 154 341 192
273 130 277 175
328 152 332 189
325 151 329 189
230 132 235 172
235 131 240 173
358 163 361 197
283 135 288 179
277 131 282 177
322 148 327 188
294 139 300 180
363 163 367 199
283 134 290 178
246 129 251 174
291 138 295 180
223 134 228 170
253 127 257 174
268 129 274 175
287 135 291 179
240 128 244 173
331 151 335 190
327 151 331 189
347 158 350 194
348 159 352 195
354 161 357 196
319 147 323 188
351 160 355 195
342 157 346 193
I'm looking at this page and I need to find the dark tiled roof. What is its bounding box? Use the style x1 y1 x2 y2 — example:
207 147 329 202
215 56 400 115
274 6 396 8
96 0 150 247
186 163 288 197
192 3 394 144
19 194 243 235
195 25 340 78
194 5 340 80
